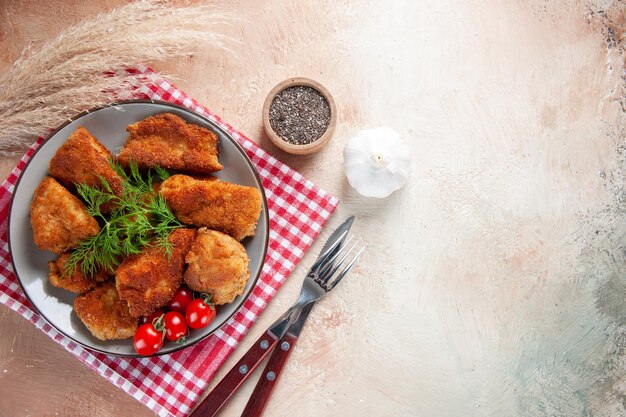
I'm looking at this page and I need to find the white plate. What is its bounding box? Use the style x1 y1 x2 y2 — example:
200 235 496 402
8 100 269 357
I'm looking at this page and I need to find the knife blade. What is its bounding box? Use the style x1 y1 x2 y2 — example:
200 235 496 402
308 215 355 274
321 215 354 257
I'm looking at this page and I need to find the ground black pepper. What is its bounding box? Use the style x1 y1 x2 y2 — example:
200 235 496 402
268 85 331 145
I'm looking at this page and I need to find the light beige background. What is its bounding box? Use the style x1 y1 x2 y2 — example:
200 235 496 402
0 1 624 416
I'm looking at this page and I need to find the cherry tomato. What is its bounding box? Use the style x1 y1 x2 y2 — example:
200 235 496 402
167 286 194 314
185 294 216 329
133 321 165 356
139 308 164 326
164 311 188 342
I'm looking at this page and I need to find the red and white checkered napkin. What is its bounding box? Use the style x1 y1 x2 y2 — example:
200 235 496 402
0 68 338 417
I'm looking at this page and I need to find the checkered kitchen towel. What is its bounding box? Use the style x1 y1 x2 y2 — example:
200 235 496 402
0 67 338 416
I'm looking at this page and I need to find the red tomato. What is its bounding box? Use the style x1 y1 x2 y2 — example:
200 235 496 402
167 286 194 314
185 294 216 329
164 311 188 342
133 322 165 356
139 309 164 326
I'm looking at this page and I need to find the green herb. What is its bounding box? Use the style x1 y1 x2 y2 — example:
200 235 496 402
65 160 183 278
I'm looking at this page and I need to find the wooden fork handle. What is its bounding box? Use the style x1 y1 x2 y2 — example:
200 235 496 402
189 330 278 417
240 333 299 417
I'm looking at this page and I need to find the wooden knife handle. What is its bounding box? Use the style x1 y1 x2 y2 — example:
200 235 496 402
189 330 278 417
240 333 299 417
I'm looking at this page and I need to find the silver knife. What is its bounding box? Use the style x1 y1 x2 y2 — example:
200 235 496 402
239 217 355 417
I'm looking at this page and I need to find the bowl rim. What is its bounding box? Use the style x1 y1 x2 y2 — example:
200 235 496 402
7 99 270 358
262 77 337 155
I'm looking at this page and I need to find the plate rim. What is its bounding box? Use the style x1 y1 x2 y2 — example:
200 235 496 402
7 99 270 358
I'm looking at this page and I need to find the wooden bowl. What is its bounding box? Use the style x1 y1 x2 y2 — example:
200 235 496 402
262 77 337 155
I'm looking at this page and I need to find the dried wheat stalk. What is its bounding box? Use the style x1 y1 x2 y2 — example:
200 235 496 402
0 0 235 156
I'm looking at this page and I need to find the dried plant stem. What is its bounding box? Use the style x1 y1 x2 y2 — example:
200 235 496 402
0 0 236 156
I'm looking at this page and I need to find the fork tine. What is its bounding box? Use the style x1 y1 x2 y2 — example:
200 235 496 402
310 229 349 272
328 246 364 289
320 238 359 284
318 236 355 279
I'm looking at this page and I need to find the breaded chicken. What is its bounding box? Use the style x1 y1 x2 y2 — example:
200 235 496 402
115 228 196 317
49 127 124 200
184 228 250 305
74 281 137 340
30 177 100 254
160 175 262 241
48 253 111 294
118 113 223 174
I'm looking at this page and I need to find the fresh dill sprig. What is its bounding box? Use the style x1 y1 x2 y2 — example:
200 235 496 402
64 160 181 277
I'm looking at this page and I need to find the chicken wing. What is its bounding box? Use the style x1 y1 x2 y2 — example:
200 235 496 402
160 175 262 241
49 127 124 198
115 228 196 317
118 113 223 174
184 228 250 305
30 176 100 254
48 252 111 294
74 281 137 341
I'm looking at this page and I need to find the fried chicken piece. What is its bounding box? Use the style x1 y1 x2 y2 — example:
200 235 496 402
160 175 262 241
115 228 196 317
184 228 250 305
48 253 111 294
49 127 124 198
118 113 223 174
30 176 100 254
74 281 137 341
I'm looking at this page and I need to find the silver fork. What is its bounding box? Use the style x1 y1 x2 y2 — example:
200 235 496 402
190 217 364 417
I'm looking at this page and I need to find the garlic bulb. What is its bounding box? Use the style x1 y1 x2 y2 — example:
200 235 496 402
343 127 411 198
